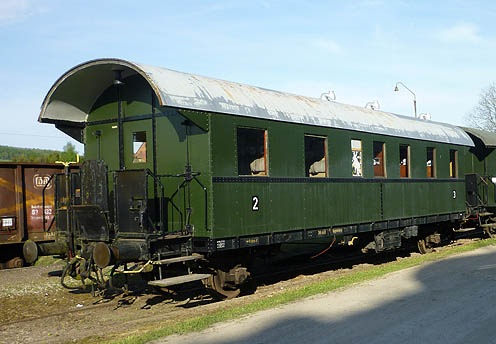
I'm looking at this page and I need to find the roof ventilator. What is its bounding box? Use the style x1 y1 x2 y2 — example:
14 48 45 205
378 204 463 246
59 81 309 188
365 100 380 110
419 112 431 120
320 90 336 101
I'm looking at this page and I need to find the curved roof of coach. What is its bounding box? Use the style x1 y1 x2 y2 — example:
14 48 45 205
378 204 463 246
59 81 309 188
39 58 473 147
461 127 496 148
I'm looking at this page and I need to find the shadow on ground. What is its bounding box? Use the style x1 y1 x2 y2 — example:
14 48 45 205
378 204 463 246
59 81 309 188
163 247 496 344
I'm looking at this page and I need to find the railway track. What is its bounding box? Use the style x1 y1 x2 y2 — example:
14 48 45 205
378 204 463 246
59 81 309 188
1 233 484 329
254 230 477 284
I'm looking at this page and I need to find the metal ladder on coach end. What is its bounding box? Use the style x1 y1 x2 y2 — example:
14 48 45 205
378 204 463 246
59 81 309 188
147 254 212 288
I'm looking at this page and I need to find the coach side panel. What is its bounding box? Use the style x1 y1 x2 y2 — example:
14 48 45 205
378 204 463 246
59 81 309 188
209 113 467 239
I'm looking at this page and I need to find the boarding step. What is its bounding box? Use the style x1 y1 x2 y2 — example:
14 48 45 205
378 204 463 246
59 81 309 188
453 227 477 233
479 212 494 217
152 255 204 265
148 273 212 287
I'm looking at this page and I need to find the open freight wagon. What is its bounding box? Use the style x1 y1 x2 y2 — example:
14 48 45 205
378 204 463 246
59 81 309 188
0 162 78 268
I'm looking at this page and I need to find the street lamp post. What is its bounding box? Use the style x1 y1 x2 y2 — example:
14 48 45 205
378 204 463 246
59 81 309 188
394 82 417 118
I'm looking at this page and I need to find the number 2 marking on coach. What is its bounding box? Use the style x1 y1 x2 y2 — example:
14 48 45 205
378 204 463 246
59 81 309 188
252 196 259 211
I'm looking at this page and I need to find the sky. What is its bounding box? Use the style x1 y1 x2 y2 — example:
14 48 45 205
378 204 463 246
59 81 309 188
1 0 496 154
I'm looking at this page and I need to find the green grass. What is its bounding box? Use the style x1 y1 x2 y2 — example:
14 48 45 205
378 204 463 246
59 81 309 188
108 238 496 344
34 255 64 267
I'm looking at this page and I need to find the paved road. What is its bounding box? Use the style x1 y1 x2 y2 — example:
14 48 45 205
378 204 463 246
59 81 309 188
155 245 496 344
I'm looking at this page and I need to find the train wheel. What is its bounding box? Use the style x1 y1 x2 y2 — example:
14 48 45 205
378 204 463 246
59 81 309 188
4 257 24 269
23 240 38 265
482 223 496 238
205 272 241 300
417 238 433 254
485 229 496 238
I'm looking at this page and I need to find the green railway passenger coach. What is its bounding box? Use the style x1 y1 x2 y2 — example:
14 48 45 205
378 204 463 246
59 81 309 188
36 58 481 297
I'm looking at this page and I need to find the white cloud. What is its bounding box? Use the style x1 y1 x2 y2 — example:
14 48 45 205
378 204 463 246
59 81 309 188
437 23 482 44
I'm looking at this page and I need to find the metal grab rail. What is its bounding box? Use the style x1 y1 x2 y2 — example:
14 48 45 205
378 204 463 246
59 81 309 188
193 175 209 232
144 169 166 233
479 175 489 206
158 168 209 233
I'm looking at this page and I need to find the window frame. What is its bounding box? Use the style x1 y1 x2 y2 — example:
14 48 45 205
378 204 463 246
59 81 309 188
449 149 458 178
132 131 147 164
304 134 328 178
351 139 363 177
236 127 269 177
373 141 387 178
399 144 410 178
426 147 436 178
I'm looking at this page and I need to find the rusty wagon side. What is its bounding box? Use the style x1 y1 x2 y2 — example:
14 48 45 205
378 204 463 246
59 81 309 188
0 162 75 268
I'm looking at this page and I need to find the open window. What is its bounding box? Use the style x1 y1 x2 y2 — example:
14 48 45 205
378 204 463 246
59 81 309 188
426 147 436 178
132 131 147 163
449 149 458 178
373 141 386 177
237 127 268 176
351 139 362 177
305 135 327 177
400 144 410 178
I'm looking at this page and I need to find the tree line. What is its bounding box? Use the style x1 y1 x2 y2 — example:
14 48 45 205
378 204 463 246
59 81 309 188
0 142 80 163
466 84 496 131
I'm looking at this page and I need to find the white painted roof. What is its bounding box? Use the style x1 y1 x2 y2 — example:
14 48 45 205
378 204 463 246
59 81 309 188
39 58 474 146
